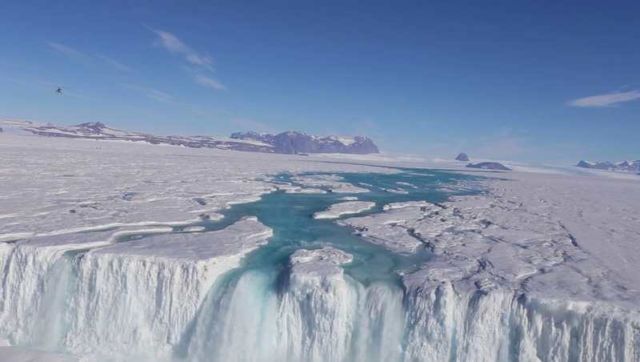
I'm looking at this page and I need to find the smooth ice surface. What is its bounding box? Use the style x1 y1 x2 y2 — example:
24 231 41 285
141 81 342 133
2 131 640 361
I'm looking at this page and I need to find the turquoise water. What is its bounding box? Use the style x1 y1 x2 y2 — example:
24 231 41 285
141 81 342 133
174 168 482 359
4 167 480 359
200 168 480 285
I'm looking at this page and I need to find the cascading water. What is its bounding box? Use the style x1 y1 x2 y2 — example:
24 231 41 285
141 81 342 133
1 169 638 361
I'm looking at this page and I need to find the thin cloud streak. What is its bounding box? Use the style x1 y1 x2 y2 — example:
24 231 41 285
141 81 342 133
124 84 175 103
149 28 226 91
47 42 88 60
96 55 133 72
150 29 213 69
568 90 640 107
48 41 132 73
194 74 226 91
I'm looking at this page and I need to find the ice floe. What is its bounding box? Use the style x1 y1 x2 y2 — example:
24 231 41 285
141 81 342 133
313 201 376 219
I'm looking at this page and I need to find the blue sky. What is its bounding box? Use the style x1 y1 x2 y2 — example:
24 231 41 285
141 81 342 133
1 0 638 163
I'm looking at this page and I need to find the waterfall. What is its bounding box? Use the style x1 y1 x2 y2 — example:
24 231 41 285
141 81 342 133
1 241 639 361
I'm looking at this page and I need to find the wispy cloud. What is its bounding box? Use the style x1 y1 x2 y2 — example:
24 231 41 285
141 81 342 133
149 28 226 91
194 74 226 91
124 84 175 103
47 42 89 61
48 41 132 73
151 29 213 68
95 54 133 72
568 90 640 108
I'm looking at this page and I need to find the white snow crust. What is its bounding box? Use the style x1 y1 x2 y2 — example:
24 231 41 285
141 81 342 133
291 174 370 193
313 201 375 219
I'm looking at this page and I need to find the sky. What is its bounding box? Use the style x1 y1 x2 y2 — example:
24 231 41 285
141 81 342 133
0 0 638 163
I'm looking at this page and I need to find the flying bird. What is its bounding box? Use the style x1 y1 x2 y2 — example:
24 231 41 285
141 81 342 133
56 87 63 95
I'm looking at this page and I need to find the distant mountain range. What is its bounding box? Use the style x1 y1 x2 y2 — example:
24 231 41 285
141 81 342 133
576 160 640 173
15 121 380 155
230 131 379 154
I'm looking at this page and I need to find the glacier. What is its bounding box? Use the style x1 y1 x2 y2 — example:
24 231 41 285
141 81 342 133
2 131 640 361
0 218 273 360
3 237 638 361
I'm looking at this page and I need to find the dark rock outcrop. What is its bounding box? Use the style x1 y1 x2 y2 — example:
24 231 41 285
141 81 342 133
576 160 595 169
466 162 511 171
230 131 379 154
21 122 273 152
20 122 380 155
576 160 639 173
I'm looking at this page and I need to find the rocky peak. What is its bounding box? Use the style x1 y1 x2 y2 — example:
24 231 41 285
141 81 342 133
230 131 379 154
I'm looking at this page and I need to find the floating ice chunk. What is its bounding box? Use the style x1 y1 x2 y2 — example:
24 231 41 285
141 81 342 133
382 200 434 211
304 188 328 194
290 247 353 276
291 174 369 193
396 181 417 188
313 201 375 219
182 225 206 232
382 188 409 194
277 184 327 194
342 223 424 254
288 187 327 194
340 203 431 253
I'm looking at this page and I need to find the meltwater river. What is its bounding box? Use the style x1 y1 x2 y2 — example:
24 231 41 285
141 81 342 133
1 168 484 362
173 168 479 361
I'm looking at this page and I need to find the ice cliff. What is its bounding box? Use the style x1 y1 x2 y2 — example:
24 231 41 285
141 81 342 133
0 218 273 360
2 225 639 361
